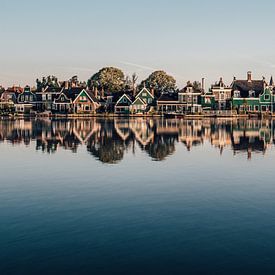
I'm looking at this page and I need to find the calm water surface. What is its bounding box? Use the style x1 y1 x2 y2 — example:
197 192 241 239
1 118 275 274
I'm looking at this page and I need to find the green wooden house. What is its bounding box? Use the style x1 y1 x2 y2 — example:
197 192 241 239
131 87 154 114
231 72 275 113
115 94 133 114
232 87 275 113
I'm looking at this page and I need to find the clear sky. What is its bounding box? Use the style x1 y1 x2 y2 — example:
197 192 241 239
1 0 275 89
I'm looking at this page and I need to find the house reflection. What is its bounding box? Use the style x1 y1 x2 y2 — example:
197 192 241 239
0 118 274 163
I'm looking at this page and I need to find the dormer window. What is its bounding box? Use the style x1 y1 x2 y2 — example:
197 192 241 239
234 90 240 98
249 90 255 98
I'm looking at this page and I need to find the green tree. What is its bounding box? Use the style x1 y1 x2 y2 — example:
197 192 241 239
36 75 59 91
140 70 176 97
88 67 125 94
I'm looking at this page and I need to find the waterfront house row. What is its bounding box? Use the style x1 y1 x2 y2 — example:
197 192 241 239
157 72 275 115
0 86 101 114
1 71 275 115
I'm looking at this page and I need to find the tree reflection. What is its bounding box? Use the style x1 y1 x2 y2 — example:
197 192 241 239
0 118 274 162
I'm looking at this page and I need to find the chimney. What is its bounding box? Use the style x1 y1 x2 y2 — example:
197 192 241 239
247 71 252 82
202 78 205 92
150 88 154 98
65 81 69 89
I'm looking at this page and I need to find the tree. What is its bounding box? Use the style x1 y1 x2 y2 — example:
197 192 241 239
36 75 59 91
192 81 201 90
139 70 176 97
88 67 125 94
125 73 138 94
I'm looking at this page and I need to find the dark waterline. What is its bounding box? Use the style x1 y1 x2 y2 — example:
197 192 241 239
1 118 275 274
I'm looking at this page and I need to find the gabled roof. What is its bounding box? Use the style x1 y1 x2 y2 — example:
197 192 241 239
54 92 71 103
6 86 23 94
135 87 154 99
62 88 99 103
115 93 133 107
132 97 147 106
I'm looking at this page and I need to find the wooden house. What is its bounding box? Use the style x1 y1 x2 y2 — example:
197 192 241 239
15 86 37 113
53 87 99 114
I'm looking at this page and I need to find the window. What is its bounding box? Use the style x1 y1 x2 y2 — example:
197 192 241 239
255 105 259 111
264 95 270 101
25 95 29 101
148 98 152 104
262 105 267 112
234 91 240 98
30 96 33 101
142 93 147 96
249 90 255 98
48 94 52 101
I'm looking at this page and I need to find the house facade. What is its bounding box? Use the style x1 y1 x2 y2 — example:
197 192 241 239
231 72 275 113
15 86 37 113
53 88 99 114
36 86 63 112
157 82 204 114
178 82 203 114
210 77 232 110
115 94 133 114
0 86 21 111
130 87 154 114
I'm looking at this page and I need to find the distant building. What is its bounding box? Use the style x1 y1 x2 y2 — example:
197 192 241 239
130 87 154 114
210 77 232 110
115 94 133 114
15 86 37 113
53 87 100 114
157 81 204 114
178 82 203 113
231 71 275 113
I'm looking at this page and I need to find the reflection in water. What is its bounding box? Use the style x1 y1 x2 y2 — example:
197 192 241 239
0 118 274 162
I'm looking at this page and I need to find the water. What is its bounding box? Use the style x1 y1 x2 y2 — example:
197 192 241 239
1 118 275 274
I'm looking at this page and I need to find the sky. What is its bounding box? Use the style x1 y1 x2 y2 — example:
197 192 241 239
1 0 275 89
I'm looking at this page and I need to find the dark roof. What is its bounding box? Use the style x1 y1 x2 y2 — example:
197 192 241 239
6 86 23 93
44 87 63 94
116 94 134 106
157 92 178 102
270 76 274 86
180 82 202 94
63 88 99 103
211 78 229 89
231 80 264 98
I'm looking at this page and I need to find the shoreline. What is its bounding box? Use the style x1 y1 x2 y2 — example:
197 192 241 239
2 113 275 119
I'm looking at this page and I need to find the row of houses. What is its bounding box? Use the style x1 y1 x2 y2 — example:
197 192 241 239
157 72 275 114
1 71 275 115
